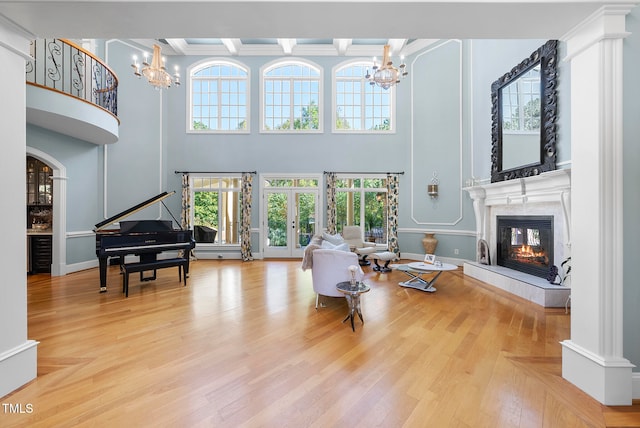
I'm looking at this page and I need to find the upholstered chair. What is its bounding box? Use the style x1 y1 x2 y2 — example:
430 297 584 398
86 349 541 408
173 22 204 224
341 225 377 265
311 248 364 309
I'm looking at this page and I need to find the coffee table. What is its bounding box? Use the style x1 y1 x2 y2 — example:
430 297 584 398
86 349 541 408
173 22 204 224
336 281 371 331
396 261 457 293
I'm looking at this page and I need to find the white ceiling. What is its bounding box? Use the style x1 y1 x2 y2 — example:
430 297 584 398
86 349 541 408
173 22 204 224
0 1 635 57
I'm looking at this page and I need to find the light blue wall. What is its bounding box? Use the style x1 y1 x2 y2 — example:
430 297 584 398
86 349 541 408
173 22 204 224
469 39 571 179
102 39 479 259
29 38 565 265
623 7 640 373
27 124 100 264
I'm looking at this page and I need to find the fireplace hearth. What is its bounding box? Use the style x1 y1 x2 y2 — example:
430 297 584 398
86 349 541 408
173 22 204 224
496 216 553 279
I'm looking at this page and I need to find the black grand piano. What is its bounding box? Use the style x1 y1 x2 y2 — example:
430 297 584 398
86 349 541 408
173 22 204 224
94 191 195 292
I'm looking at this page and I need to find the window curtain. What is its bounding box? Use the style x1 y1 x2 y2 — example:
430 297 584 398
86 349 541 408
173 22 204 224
325 172 337 234
180 173 192 259
240 172 254 261
386 173 400 259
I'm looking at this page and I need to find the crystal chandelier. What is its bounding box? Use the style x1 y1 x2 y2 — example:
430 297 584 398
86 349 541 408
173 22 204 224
365 45 408 90
131 44 180 89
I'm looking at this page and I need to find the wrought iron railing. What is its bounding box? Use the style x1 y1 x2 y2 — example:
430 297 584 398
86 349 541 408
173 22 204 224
26 39 118 117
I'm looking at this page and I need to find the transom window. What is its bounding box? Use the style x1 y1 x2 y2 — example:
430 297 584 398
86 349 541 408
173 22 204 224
189 60 249 132
335 176 388 245
334 61 393 132
261 60 322 132
191 176 242 245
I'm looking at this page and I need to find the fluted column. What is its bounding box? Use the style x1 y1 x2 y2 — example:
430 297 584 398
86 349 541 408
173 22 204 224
561 5 635 405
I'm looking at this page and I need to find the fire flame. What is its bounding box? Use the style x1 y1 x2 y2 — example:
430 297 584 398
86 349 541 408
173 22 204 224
513 245 546 262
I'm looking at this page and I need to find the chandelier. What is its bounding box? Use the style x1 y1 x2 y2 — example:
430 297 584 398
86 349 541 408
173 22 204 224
131 44 180 89
365 45 408 90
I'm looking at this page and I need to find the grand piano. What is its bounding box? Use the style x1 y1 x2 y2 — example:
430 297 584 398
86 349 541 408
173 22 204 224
94 191 196 292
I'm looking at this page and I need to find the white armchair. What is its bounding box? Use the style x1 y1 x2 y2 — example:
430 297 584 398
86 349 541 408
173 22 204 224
311 248 364 309
342 225 377 266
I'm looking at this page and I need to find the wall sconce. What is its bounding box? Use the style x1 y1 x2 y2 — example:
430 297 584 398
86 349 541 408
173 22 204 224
428 172 439 199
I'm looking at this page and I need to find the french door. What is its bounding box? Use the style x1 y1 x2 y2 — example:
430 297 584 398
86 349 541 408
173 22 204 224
262 177 319 258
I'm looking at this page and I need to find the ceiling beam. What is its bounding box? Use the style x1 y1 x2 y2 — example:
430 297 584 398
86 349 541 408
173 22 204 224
387 39 407 56
277 38 297 55
165 38 189 55
221 38 242 55
333 38 352 56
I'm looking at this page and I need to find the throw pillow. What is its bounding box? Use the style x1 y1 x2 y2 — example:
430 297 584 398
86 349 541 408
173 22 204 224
333 242 350 252
320 240 350 252
322 232 345 245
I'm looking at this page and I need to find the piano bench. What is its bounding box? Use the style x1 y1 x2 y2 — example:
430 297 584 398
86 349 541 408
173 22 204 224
121 257 188 297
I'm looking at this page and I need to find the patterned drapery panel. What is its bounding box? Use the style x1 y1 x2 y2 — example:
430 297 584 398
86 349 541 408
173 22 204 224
241 173 254 261
387 173 400 259
325 172 337 234
181 174 192 259
181 173 191 230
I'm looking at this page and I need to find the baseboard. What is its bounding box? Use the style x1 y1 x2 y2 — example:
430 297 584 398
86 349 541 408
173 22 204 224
0 340 39 399
634 372 640 400
193 251 243 260
561 339 635 405
65 259 98 274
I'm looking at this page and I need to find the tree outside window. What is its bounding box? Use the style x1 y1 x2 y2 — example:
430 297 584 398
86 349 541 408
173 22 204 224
263 60 321 131
334 62 393 132
192 177 241 245
335 177 387 244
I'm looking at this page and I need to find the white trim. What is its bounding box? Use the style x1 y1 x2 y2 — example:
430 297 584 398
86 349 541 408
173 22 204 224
561 5 634 60
561 340 635 404
399 227 476 237
410 39 464 227
0 340 39 399
66 230 95 238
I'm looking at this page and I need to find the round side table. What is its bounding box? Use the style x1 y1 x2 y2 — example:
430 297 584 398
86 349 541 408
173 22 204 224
336 281 370 331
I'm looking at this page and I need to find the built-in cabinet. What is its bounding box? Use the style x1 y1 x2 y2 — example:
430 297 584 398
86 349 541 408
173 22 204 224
26 156 53 274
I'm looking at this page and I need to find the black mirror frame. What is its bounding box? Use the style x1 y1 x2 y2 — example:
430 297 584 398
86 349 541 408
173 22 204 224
490 39 558 183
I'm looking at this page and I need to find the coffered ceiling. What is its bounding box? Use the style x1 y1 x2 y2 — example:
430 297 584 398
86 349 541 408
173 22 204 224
133 38 433 57
0 1 634 57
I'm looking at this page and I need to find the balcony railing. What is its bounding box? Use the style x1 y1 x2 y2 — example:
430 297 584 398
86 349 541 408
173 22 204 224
26 39 118 117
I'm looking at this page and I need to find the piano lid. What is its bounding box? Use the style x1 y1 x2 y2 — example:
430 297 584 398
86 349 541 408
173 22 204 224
94 191 176 232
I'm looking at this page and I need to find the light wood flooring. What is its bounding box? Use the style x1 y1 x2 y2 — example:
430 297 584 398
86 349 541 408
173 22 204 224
2 259 639 427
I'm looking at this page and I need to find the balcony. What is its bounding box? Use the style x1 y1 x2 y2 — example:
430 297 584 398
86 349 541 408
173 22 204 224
26 39 119 145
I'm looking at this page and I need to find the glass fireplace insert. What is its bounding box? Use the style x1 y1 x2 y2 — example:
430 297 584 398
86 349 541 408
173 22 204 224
496 215 553 278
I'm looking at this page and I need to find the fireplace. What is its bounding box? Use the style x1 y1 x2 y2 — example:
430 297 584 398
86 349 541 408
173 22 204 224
496 216 553 278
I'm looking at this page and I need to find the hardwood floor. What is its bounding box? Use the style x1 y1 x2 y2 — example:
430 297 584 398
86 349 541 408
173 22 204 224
2 259 639 427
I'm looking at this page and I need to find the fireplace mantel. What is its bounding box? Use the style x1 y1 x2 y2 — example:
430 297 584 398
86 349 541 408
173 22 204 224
463 169 572 307
464 169 571 250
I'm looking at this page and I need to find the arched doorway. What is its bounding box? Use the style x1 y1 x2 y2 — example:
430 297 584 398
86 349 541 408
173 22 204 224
26 147 67 276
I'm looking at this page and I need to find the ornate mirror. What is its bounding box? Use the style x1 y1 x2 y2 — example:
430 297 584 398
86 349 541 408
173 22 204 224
491 40 558 182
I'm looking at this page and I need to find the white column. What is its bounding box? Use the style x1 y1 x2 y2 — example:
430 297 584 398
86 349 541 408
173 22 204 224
561 5 635 405
0 20 39 397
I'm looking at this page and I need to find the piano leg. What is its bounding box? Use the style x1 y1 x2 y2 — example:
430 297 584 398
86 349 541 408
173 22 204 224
184 257 191 279
99 257 108 292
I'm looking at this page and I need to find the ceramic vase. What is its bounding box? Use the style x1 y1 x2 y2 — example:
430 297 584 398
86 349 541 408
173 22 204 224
422 233 438 254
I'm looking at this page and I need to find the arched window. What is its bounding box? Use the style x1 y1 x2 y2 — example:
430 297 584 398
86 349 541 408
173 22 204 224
261 59 322 132
333 61 394 132
189 59 249 132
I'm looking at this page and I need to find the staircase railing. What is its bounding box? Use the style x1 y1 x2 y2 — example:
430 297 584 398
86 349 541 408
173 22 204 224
26 39 118 117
